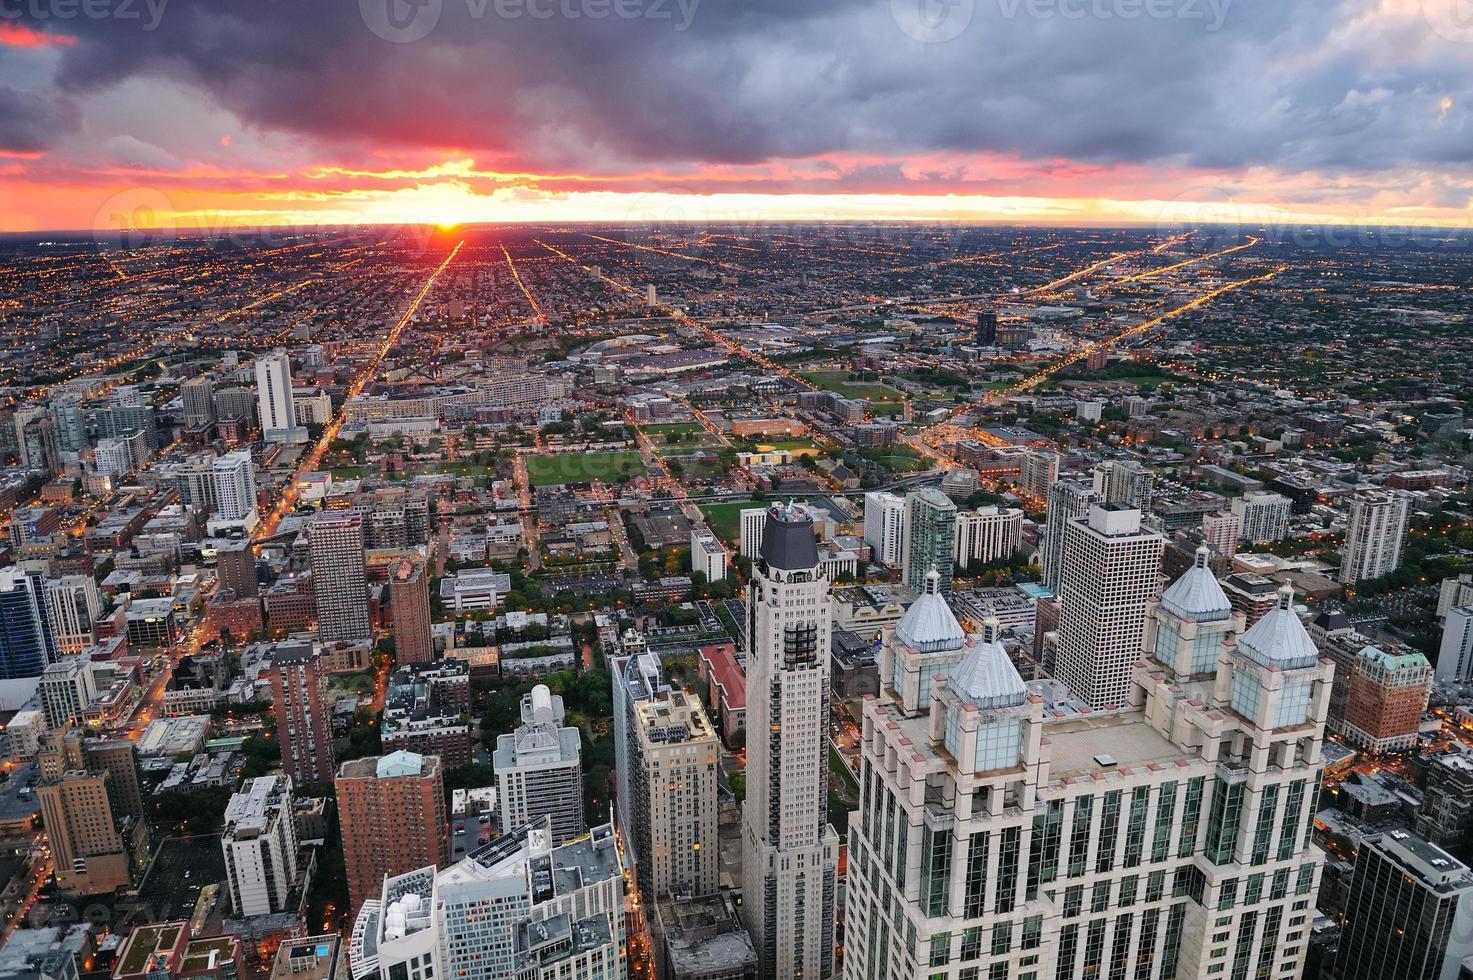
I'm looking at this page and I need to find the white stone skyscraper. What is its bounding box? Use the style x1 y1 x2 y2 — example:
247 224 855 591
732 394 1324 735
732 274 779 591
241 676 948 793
741 503 839 980
843 544 1331 980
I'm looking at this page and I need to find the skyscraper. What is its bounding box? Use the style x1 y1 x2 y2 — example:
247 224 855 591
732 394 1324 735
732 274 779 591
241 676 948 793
1340 490 1410 584
181 376 216 428
271 644 335 785
1438 606 1473 684
37 770 131 897
1231 490 1291 543
740 503 838 980
336 751 449 917
0 566 56 679
493 685 585 845
739 506 768 558
612 652 667 851
1019 449 1060 499
1092 458 1153 510
1055 504 1163 709
216 540 259 599
307 512 371 642
349 821 626 980
975 309 997 346
862 490 906 568
44 575 102 654
626 687 719 903
1337 830 1473 980
48 397 87 453
389 557 433 665
211 450 258 522
254 349 296 437
222 775 303 917
844 551 1331 980
1040 478 1099 591
901 487 956 595
953 505 1023 570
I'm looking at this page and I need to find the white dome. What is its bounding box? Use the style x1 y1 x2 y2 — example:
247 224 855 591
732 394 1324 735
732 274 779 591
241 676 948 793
1238 585 1320 670
1160 546 1233 622
894 569 965 653
946 619 1027 710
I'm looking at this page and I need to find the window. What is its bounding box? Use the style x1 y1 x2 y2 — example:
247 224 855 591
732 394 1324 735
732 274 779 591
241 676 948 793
1206 778 1246 865
1273 680 1313 728
1097 791 1123 873
1231 671 1262 721
1152 781 1179 862
1069 795 1095 876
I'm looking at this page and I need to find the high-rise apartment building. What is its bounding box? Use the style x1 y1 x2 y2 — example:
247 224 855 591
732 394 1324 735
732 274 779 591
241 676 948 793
690 528 728 583
212 450 258 522
213 386 258 429
388 557 433 665
181 377 217 428
627 687 720 902
862 491 906 568
222 775 303 917
1054 504 1163 709
39 657 97 729
1092 458 1154 510
1230 490 1291 543
271 644 335 785
45 575 103 654
902 487 956 595
953 505 1023 570
307 512 371 643
1335 644 1432 754
83 737 144 821
493 685 585 845
612 650 669 884
216 540 259 599
740 503 839 980
1337 830 1473 980
1200 510 1242 557
255 349 296 437
0 566 56 680
844 561 1331 980
1340 490 1410 585
336 751 449 917
37 770 131 896
348 821 626 980
739 506 768 559
1438 606 1473 684
48 397 87 453
1020 450 1060 499
1040 479 1099 591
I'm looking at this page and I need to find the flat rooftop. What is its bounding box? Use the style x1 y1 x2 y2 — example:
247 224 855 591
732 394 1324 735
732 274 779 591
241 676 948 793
1043 711 1188 780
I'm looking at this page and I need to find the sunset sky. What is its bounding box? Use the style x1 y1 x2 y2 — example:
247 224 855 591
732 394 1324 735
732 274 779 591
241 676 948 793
2 0 1472 233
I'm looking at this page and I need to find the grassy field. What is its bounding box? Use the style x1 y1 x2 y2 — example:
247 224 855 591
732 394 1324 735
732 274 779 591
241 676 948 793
869 401 906 417
699 501 758 542
526 450 645 487
800 371 906 404
640 422 705 435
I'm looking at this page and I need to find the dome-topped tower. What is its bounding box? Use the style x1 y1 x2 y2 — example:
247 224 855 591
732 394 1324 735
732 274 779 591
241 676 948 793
1238 585 1320 671
946 617 1027 710
1159 545 1233 622
894 569 966 653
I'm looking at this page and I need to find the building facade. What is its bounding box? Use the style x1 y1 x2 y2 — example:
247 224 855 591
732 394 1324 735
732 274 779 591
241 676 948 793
844 569 1331 980
222 775 303 917
493 685 585 846
336 751 449 917
1040 480 1099 592
1054 505 1163 709
863 491 906 569
953 506 1023 571
1339 490 1410 585
307 512 371 643
740 504 839 980
271 645 335 785
902 488 957 596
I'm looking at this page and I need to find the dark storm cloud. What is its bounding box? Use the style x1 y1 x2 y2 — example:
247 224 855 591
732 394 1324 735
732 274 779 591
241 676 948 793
18 0 1473 177
0 84 74 153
